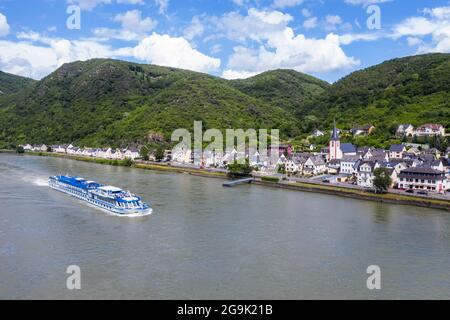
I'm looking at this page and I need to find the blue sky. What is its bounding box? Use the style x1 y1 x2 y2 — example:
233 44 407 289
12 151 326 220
0 0 449 82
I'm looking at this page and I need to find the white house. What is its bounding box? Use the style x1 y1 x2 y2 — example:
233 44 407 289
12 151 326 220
340 156 360 175
303 156 327 176
398 167 448 193
124 148 140 160
22 144 33 151
66 146 77 155
389 144 407 160
357 161 380 188
414 124 445 137
54 145 67 153
172 146 192 164
285 159 302 174
396 124 414 137
313 129 325 137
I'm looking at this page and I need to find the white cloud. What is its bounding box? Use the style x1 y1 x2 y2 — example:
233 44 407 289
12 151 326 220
184 16 205 40
303 17 318 29
222 69 258 79
0 37 127 79
155 0 169 14
114 10 157 33
67 0 112 11
272 0 304 9
217 8 293 42
117 0 144 4
338 32 382 45
392 17 437 38
223 32 359 79
133 33 220 72
423 6 450 20
301 9 312 18
67 0 144 11
344 0 392 6
325 15 342 26
406 37 423 47
392 5 450 53
0 12 10 37
333 4 450 57
93 10 157 41
218 9 358 79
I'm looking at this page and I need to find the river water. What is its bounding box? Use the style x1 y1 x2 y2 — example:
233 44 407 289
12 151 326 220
0 154 449 299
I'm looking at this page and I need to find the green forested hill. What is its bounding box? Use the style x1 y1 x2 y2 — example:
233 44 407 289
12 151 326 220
0 53 449 149
0 59 301 148
0 71 35 95
230 69 329 117
312 53 450 132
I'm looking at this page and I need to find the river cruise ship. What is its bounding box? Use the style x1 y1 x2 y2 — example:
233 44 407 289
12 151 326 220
48 175 152 216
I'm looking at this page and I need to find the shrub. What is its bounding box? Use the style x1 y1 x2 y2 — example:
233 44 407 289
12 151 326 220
261 176 280 183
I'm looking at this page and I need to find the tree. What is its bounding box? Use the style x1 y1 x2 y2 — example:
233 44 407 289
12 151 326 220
123 158 133 167
227 160 254 178
277 164 286 174
16 146 25 154
140 146 149 161
373 168 392 194
155 147 165 161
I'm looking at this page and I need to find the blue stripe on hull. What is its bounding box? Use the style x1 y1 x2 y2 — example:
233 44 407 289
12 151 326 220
49 180 152 216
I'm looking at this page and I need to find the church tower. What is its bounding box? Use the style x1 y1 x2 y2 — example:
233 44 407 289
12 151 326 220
329 119 343 160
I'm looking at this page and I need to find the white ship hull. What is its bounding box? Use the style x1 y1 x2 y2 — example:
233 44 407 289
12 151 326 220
49 179 152 217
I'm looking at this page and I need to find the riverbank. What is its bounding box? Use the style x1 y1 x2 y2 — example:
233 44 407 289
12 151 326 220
4 150 449 211
254 180 450 211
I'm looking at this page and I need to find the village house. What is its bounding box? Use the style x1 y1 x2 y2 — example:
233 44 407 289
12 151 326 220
398 167 448 194
22 144 33 151
285 159 302 174
356 160 380 188
441 158 450 175
32 144 48 152
66 146 77 155
385 168 399 188
249 151 263 167
326 159 341 175
313 129 325 137
359 147 388 162
407 146 421 156
350 125 375 136
340 143 357 156
340 155 360 175
123 147 140 160
303 156 327 176
430 160 444 172
385 159 408 174
53 145 68 153
396 124 414 137
389 144 407 159
82 148 94 157
414 124 445 137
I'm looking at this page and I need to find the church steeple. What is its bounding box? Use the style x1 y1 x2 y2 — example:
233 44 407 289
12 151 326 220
331 118 340 141
329 118 343 160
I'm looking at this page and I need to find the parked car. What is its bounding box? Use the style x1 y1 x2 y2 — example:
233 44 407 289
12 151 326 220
405 189 415 194
417 190 428 196
322 179 330 183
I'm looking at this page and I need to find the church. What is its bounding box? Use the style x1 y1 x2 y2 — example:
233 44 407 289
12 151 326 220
329 120 343 160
